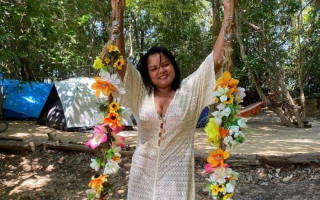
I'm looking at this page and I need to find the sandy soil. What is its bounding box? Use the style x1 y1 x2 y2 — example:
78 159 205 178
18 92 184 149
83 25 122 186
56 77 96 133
1 109 320 200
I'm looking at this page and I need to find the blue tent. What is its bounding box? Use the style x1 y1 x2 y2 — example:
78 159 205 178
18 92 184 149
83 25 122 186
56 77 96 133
3 79 54 119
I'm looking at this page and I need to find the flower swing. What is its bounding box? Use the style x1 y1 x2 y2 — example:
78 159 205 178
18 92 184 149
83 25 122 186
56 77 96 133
85 0 247 199
85 0 126 199
203 1 249 200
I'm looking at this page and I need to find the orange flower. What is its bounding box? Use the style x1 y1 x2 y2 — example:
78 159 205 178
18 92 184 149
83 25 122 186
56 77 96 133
91 77 118 97
219 127 229 138
112 155 121 163
88 174 108 193
207 148 230 168
104 112 121 128
215 71 239 91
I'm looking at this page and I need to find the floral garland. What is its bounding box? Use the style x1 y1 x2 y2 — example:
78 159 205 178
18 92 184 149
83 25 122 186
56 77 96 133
85 44 126 199
204 71 247 200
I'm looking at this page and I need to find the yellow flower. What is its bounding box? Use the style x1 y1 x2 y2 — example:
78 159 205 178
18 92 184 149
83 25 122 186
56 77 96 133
88 174 108 193
104 57 111 65
223 193 234 200
113 58 125 70
215 71 239 91
109 102 120 112
223 87 235 104
91 77 118 97
107 45 119 53
93 57 104 69
207 148 230 168
204 118 220 146
211 184 225 196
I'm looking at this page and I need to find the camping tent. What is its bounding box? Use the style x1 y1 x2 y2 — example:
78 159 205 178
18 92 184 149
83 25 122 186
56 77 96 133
3 79 54 119
39 77 133 131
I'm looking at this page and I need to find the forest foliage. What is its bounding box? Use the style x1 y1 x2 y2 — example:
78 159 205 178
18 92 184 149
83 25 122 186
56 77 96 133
0 0 319 103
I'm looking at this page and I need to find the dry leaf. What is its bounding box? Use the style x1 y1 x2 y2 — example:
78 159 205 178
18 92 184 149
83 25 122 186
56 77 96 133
282 174 293 182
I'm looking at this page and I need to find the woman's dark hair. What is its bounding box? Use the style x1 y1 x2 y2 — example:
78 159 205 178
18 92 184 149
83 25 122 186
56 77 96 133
137 46 181 94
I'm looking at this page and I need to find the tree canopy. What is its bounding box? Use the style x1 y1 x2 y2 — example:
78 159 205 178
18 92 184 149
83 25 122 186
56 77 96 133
1 0 319 105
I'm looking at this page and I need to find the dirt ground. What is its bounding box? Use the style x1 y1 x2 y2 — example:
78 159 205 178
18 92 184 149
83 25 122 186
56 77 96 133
1 109 320 200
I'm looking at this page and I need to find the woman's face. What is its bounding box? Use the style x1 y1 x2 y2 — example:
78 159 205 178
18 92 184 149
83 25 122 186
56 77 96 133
147 53 175 90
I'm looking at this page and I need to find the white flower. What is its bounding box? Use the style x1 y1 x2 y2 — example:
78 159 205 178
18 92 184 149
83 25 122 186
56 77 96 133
237 117 248 128
113 152 122 163
90 158 100 171
103 160 120 175
99 71 120 85
220 95 228 103
99 71 126 98
111 146 121 153
224 136 236 148
228 126 239 135
211 111 220 117
235 87 246 103
217 103 226 111
235 131 245 138
226 181 236 193
213 86 228 97
221 107 231 117
231 171 239 180
210 167 232 184
214 117 222 126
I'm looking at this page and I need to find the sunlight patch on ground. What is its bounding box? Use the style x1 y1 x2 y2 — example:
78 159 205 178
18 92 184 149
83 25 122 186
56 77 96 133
8 175 51 195
12 133 30 137
275 139 320 144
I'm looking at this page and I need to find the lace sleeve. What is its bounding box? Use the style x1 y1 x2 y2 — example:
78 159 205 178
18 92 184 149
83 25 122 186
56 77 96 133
181 51 223 115
120 60 146 116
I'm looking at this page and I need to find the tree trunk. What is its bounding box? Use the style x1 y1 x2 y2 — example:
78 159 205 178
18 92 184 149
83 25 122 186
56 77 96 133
298 71 306 119
212 0 221 46
128 24 133 57
249 67 295 127
234 9 295 127
19 57 36 81
140 30 145 57
131 12 142 58
261 31 304 127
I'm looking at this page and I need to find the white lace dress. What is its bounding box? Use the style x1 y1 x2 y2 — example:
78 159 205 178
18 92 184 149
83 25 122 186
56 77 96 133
120 52 222 200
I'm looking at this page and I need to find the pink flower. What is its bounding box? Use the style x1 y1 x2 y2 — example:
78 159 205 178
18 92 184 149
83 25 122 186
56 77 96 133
111 125 124 134
112 133 125 148
204 163 214 174
85 125 108 149
204 163 230 174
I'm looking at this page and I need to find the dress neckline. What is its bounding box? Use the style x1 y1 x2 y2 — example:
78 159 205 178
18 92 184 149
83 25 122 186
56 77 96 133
152 89 177 119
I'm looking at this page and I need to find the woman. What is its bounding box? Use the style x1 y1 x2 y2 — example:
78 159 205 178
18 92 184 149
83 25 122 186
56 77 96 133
115 1 230 199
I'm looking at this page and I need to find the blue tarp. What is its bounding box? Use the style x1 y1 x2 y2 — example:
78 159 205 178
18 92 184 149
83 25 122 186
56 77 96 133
3 79 53 119
197 106 209 127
